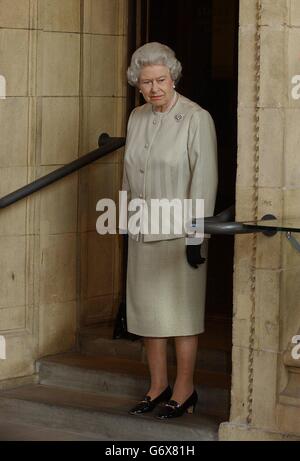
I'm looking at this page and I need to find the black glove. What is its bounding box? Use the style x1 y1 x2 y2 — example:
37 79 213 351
186 244 206 269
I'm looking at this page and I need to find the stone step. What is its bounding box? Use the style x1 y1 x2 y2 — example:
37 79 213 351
36 352 230 418
79 322 232 374
0 384 221 441
0 419 102 441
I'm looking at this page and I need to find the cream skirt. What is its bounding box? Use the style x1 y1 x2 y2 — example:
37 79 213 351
126 236 208 337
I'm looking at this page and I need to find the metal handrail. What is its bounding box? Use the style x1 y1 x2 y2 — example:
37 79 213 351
203 206 277 235
204 205 250 235
0 133 125 209
0 133 276 237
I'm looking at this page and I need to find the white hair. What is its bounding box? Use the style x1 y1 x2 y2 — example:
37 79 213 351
127 42 182 87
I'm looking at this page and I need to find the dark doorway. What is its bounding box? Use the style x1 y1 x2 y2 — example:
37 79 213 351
127 0 239 362
129 0 239 320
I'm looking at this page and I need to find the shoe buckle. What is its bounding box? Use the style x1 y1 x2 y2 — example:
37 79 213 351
165 399 180 409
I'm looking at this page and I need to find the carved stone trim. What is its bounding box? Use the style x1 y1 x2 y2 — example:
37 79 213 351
246 0 262 425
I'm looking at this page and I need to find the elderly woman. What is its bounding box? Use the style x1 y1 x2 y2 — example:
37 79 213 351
122 42 218 419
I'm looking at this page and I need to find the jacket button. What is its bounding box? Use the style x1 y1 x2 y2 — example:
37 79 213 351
140 168 144 174
144 143 149 148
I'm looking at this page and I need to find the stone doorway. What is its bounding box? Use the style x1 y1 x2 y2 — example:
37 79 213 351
127 0 240 418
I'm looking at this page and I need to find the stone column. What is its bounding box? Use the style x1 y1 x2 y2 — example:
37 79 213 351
0 0 40 386
220 0 300 440
37 0 80 357
77 0 128 328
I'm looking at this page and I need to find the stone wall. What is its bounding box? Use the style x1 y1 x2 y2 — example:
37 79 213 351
0 0 128 385
220 0 300 440
77 0 128 328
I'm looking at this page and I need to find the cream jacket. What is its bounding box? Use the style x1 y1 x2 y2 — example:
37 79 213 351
120 93 218 242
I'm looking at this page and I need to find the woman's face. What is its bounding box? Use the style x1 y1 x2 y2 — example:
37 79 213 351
138 65 175 112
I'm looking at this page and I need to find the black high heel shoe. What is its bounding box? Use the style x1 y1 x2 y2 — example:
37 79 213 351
156 390 198 419
129 386 172 415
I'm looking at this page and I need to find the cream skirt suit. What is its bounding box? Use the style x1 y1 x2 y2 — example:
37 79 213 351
122 93 218 337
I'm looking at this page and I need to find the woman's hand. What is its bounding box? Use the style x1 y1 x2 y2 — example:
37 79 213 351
186 244 206 269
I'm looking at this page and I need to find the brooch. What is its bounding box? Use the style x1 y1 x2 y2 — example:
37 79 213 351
175 113 184 122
